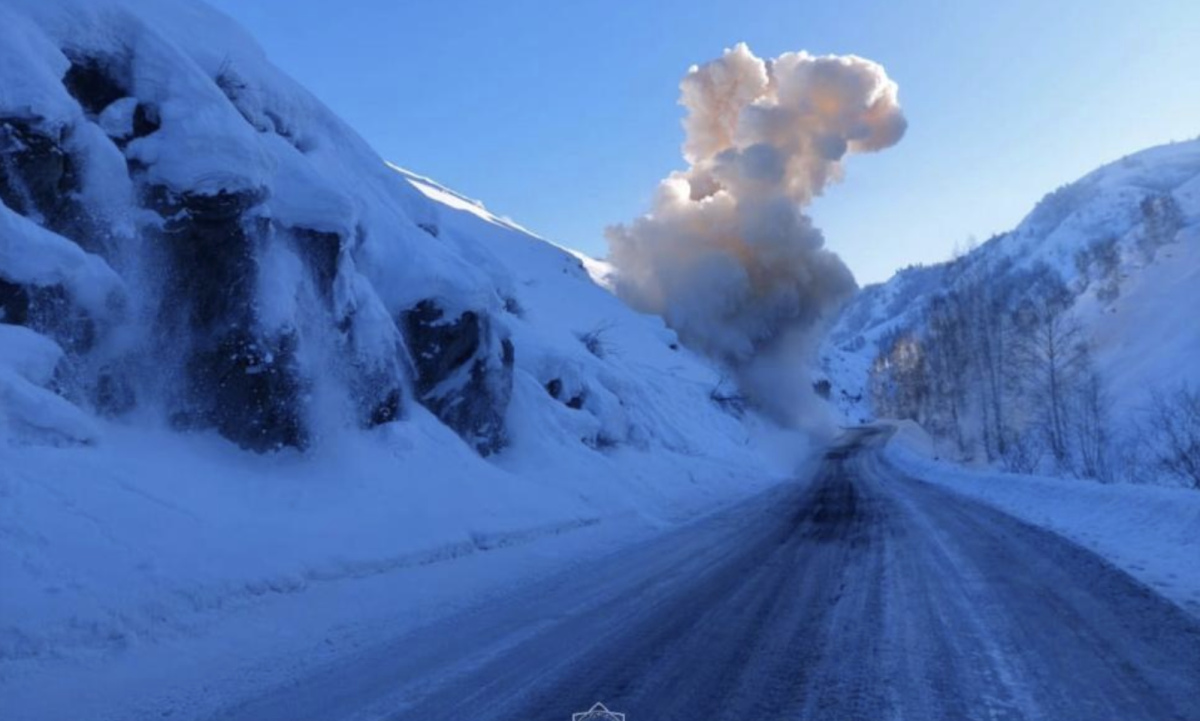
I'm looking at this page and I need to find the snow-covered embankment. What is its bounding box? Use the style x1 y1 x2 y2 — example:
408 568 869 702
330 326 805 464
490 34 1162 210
885 421 1200 616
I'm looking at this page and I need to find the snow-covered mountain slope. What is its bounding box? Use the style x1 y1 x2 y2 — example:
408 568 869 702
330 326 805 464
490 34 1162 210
0 0 807 708
820 138 1200 476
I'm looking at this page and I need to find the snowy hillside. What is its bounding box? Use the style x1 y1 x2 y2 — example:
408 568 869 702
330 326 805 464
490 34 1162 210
820 138 1200 482
0 1 807 715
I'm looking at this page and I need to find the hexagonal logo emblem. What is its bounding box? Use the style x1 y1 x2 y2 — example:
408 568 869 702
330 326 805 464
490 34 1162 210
572 701 625 721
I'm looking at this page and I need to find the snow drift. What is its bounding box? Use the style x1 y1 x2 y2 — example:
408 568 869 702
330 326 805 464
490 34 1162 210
607 43 906 422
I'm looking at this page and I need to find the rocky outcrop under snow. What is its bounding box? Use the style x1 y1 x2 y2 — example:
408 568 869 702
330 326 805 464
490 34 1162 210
0 0 772 463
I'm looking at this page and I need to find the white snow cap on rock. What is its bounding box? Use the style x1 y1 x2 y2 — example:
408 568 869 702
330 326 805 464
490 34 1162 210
0 325 97 444
607 43 905 422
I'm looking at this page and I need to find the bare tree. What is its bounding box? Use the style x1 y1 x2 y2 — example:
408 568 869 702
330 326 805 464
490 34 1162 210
1070 368 1113 482
870 329 931 424
1012 303 1089 468
866 259 1113 481
926 293 972 452
1141 385 1200 489
873 258 1024 462
1001 428 1044 475
967 281 1015 460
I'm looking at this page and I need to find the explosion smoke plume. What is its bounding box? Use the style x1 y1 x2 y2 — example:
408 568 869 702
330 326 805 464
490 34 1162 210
606 43 905 421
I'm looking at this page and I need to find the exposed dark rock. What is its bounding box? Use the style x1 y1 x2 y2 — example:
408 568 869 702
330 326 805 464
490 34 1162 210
406 302 483 384
62 56 129 117
502 295 523 317
0 118 104 256
106 100 160 150
0 118 111 414
291 227 342 295
132 103 161 139
0 278 95 354
0 278 31 325
1 120 75 220
402 299 513 456
154 186 311 451
544 377 585 409
187 330 308 452
366 386 402 427
155 187 262 328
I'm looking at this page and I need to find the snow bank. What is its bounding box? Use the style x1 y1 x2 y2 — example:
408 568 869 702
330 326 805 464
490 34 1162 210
885 421 1200 617
0 417 805 721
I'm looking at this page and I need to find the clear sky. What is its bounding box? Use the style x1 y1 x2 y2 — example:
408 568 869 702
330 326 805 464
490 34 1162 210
207 0 1200 285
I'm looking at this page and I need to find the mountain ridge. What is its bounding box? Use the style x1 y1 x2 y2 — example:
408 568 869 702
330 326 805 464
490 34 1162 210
819 137 1200 482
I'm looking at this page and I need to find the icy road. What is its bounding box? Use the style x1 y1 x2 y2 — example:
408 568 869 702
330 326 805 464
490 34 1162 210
214 428 1200 721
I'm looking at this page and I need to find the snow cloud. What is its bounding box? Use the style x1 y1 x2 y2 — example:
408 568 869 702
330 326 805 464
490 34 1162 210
606 43 905 422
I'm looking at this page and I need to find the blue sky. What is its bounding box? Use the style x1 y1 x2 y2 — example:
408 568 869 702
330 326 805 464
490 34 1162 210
208 0 1200 284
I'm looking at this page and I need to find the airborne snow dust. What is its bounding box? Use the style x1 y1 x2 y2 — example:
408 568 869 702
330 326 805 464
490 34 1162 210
607 43 906 422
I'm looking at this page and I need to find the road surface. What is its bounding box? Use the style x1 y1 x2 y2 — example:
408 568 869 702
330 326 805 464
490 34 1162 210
214 428 1200 721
